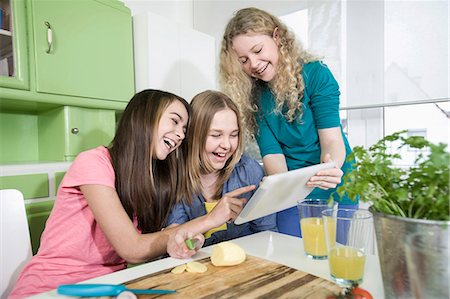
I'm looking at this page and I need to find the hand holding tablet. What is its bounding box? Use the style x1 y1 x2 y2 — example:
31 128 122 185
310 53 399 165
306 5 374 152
234 161 336 225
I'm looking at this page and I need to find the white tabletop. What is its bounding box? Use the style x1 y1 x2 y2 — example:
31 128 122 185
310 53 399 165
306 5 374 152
30 231 384 299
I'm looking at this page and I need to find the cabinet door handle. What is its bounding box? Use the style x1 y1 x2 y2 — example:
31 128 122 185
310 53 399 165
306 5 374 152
71 128 79 135
45 21 53 54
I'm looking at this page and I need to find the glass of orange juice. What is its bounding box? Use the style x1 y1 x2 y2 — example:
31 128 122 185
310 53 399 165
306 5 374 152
297 199 337 260
322 208 374 287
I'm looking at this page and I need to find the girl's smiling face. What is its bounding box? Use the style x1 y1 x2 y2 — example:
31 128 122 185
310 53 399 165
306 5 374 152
155 100 188 160
231 30 280 82
204 108 239 172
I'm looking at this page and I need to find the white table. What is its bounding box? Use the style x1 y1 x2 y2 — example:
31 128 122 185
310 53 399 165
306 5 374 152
30 231 384 299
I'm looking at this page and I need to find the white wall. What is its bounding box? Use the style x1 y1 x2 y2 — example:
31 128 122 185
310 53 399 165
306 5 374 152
192 1 308 47
125 0 450 150
126 0 217 100
125 0 194 27
125 0 313 92
133 11 216 100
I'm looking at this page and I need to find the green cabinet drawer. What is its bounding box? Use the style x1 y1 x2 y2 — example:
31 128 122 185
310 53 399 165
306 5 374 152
38 106 115 161
26 200 54 254
54 171 66 194
31 0 134 102
0 173 48 199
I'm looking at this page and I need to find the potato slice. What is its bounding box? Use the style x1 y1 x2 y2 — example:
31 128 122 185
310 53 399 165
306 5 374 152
171 263 187 274
211 241 246 266
117 291 138 299
186 261 208 273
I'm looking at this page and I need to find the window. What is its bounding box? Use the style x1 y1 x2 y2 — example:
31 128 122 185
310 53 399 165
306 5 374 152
244 1 449 166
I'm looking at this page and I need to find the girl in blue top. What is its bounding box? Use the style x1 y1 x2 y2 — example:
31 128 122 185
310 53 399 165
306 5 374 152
219 7 357 237
167 90 277 246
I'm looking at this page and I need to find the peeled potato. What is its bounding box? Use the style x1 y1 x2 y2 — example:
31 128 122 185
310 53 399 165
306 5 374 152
116 291 137 299
171 264 187 274
210 241 246 266
186 261 208 273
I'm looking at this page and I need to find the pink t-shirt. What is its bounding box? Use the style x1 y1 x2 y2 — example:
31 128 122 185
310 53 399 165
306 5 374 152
9 147 132 298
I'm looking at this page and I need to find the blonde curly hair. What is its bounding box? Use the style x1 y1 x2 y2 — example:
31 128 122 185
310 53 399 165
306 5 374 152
219 7 317 137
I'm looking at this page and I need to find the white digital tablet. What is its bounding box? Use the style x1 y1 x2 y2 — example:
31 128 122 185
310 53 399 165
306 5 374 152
234 161 336 225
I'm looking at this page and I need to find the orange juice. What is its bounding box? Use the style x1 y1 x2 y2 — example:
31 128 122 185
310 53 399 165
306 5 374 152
300 217 336 258
329 246 366 281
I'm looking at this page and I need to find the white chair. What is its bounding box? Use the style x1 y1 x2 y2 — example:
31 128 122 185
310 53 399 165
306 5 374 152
0 189 32 298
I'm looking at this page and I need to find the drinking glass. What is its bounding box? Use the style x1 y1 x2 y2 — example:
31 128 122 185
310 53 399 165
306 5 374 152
322 208 374 287
405 231 450 299
297 199 337 260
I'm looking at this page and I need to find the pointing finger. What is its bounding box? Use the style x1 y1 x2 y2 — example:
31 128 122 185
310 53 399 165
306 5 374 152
225 185 256 198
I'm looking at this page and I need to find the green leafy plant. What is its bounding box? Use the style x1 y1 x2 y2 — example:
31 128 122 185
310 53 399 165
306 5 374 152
333 131 449 221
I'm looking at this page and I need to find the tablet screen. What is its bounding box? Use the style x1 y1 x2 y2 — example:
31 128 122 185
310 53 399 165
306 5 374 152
234 161 336 225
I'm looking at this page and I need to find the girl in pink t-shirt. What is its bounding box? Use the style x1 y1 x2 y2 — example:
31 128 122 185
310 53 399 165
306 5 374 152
9 90 205 298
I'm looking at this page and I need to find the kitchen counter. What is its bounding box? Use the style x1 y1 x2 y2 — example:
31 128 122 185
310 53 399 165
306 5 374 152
30 231 384 298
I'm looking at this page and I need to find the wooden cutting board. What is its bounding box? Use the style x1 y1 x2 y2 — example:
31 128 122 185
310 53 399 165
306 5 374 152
125 256 342 299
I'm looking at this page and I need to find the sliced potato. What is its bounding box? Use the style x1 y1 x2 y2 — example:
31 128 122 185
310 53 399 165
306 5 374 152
186 261 208 273
211 241 246 266
171 263 187 274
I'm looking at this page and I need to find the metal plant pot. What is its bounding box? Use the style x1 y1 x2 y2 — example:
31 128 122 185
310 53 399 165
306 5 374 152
372 209 449 299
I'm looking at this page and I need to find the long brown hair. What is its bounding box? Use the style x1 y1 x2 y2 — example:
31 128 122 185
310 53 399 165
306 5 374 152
219 7 317 137
109 89 190 233
184 90 243 203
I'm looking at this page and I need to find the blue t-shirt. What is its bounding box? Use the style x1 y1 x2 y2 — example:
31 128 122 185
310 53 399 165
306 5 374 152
255 61 354 205
167 155 278 246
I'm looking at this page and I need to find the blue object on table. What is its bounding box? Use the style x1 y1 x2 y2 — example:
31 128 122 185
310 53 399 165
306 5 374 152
57 284 176 297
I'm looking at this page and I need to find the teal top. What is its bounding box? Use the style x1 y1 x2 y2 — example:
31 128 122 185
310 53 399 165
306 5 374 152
255 61 354 204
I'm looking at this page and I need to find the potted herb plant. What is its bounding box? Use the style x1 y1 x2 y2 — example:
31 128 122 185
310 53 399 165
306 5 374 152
333 131 449 299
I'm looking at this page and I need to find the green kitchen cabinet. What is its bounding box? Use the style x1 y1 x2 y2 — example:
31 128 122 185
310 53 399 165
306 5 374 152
30 0 134 102
0 173 49 199
0 0 29 90
0 106 115 162
0 0 134 110
54 171 65 194
26 200 54 254
38 106 115 161
0 0 133 164
0 111 39 163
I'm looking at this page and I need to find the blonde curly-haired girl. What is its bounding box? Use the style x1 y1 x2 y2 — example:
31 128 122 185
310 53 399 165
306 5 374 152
219 7 357 237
